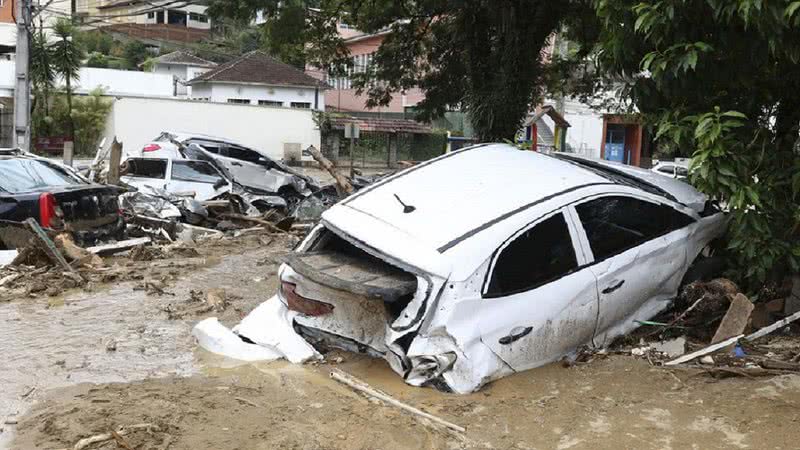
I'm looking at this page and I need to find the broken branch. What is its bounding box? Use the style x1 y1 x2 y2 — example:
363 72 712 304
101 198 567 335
745 310 800 342
307 145 354 196
329 369 466 434
664 334 743 366
70 423 155 450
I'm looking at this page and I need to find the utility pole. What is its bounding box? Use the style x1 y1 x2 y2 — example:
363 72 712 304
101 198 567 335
13 0 32 151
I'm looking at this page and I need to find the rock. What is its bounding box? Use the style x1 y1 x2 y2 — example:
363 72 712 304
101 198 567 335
711 293 754 345
206 289 227 309
700 355 715 365
105 339 117 352
652 337 686 357
215 221 239 232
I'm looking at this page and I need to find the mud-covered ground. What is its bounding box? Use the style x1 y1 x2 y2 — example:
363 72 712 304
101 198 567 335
3 231 800 449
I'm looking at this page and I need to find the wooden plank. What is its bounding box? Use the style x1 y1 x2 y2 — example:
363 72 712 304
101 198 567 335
664 335 743 366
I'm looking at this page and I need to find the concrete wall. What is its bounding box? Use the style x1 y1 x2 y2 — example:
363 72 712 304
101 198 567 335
102 96 321 160
152 63 213 96
191 82 325 110
0 60 174 98
559 98 605 159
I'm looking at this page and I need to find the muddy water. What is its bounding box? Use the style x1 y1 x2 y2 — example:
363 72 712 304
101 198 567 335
0 243 282 449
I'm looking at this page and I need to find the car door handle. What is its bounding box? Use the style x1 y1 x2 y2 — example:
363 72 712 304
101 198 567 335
230 162 242 166
499 326 533 345
602 280 625 294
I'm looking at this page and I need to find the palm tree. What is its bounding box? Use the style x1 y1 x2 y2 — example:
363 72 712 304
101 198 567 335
30 30 55 117
51 18 84 140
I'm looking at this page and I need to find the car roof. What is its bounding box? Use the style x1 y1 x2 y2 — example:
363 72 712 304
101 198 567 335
164 131 252 149
333 144 611 252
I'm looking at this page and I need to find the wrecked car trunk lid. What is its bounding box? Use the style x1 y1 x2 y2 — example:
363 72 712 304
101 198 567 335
285 251 417 303
320 205 452 279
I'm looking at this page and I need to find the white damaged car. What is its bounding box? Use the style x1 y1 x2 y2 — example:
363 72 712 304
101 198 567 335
198 143 727 393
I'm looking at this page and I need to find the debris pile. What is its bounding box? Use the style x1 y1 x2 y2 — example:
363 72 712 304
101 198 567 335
615 277 800 379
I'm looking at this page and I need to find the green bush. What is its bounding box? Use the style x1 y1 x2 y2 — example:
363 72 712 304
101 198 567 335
32 89 113 156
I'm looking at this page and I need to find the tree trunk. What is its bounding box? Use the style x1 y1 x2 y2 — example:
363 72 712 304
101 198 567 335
66 75 74 141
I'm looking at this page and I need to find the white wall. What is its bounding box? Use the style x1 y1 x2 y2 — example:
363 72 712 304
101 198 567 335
102 96 321 160
560 98 604 159
193 82 326 110
151 63 213 96
139 3 211 29
0 23 15 48
67 67 174 97
0 58 14 97
0 60 176 99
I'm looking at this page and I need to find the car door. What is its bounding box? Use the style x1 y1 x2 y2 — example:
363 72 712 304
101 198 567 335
569 195 695 346
476 210 600 371
220 144 285 191
166 160 229 201
119 158 169 191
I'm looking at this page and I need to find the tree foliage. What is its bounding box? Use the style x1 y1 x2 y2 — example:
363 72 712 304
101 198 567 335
575 0 800 286
207 0 573 141
51 18 84 140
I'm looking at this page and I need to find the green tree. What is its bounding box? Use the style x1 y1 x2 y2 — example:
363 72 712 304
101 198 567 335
573 0 800 286
51 18 84 141
122 41 150 69
207 0 574 141
30 31 55 118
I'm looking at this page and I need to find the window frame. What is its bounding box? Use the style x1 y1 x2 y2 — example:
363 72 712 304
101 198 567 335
290 101 312 109
567 193 696 265
482 208 585 299
169 160 226 184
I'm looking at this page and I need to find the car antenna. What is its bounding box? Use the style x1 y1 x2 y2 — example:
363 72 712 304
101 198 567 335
393 194 416 214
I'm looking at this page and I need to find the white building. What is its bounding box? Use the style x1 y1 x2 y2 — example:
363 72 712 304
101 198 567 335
148 50 217 97
187 51 328 111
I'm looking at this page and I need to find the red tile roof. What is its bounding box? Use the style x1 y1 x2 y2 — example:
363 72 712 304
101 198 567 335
101 24 210 44
187 51 329 88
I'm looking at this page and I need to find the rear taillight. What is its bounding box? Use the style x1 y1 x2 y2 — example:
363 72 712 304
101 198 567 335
39 192 57 228
280 281 334 316
142 143 161 153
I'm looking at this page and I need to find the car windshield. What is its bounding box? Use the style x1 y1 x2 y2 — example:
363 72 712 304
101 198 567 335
0 158 82 193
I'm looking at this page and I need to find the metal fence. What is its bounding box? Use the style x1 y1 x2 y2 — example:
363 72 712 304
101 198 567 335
325 130 448 169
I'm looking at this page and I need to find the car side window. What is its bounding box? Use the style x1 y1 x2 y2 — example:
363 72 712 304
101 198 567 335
186 139 222 155
171 161 225 185
225 145 262 164
575 196 695 261
676 167 689 177
485 213 578 297
124 159 167 179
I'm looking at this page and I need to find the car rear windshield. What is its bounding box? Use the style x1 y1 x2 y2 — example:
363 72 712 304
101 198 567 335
555 154 677 202
0 159 82 193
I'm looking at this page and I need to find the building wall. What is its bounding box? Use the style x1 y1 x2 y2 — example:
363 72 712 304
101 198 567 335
307 32 423 113
0 0 14 23
0 0 15 48
103 96 321 160
191 82 326 110
559 98 604 159
151 63 213 96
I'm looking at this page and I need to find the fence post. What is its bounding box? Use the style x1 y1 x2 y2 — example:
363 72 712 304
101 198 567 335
388 132 398 169
62 141 74 167
107 138 123 185
330 133 340 166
